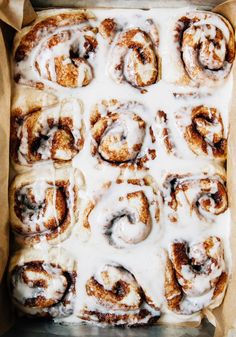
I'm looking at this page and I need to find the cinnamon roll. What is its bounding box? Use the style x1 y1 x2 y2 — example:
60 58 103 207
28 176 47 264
83 177 161 248
158 106 227 160
10 167 83 246
101 18 159 89
9 248 76 318
11 88 84 166
90 99 156 168
168 11 235 86
80 264 160 326
13 9 98 89
175 105 227 159
163 172 228 223
165 237 227 314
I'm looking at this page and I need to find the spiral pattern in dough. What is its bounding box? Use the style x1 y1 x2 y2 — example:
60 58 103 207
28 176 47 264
80 264 160 326
165 237 227 314
9 248 76 318
14 10 98 89
90 99 156 168
106 19 159 89
163 172 228 223
11 94 84 166
83 178 161 248
174 11 235 86
10 168 82 246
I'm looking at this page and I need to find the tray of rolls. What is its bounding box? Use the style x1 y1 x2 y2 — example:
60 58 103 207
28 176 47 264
1 0 236 336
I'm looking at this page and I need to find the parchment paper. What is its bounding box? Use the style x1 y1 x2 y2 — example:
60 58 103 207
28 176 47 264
0 1 235 336
0 20 11 335
211 3 236 337
0 0 35 30
0 1 36 334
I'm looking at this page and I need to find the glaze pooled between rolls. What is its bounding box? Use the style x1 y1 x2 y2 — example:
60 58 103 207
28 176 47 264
9 7 234 326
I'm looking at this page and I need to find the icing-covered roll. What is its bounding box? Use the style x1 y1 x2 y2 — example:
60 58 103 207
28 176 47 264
165 237 227 314
9 248 77 318
163 172 228 223
83 177 161 248
157 106 227 160
99 18 159 89
80 264 160 326
167 11 235 86
175 105 227 159
90 100 156 168
10 167 83 246
11 87 84 166
13 9 98 89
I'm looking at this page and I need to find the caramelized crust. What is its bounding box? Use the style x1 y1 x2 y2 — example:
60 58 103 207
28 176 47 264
90 99 156 169
10 169 80 246
11 98 84 166
15 12 94 61
9 250 77 318
165 237 228 314
81 264 160 326
164 173 228 222
99 18 117 42
174 12 235 85
157 111 175 155
14 11 98 89
107 19 159 89
184 106 226 159
165 258 182 311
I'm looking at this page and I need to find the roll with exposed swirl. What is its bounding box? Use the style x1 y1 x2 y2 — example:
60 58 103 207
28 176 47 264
13 9 98 89
90 100 156 168
157 106 227 160
175 105 227 159
83 177 161 248
166 11 235 86
10 167 83 246
165 237 228 315
9 248 77 318
11 87 84 167
80 264 160 326
163 171 228 224
99 18 159 90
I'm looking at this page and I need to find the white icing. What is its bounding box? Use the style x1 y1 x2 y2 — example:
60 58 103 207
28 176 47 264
15 97 83 165
10 248 76 318
88 181 161 248
12 265 67 304
10 6 234 327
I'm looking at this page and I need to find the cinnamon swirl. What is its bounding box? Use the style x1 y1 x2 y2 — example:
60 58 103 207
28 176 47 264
90 99 156 168
9 248 77 318
157 106 227 160
101 18 159 89
13 9 98 89
83 177 161 248
8 6 234 329
10 167 83 246
166 11 235 86
175 105 227 159
80 264 160 326
163 172 228 224
165 237 227 314
11 88 84 166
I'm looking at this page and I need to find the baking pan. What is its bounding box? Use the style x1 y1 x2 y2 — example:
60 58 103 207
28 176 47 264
0 1 235 336
3 318 214 337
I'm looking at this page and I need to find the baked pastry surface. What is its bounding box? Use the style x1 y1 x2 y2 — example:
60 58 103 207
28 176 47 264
9 7 234 326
